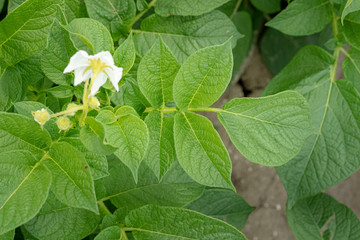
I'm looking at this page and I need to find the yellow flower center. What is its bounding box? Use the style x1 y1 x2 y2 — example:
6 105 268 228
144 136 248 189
89 58 108 74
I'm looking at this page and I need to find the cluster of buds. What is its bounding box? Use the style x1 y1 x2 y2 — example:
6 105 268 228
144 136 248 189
32 50 123 131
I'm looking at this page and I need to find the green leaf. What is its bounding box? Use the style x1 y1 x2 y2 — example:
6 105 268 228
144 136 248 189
114 105 138 118
96 157 204 211
0 113 51 158
114 34 136 76
134 11 241 63
343 48 360 92
46 85 74 98
7 0 25 12
342 0 360 24
263 46 360 207
143 110 175 180
232 11 253 77
0 230 14 240
343 11 360 50
80 117 117 155
125 205 248 239
0 150 51 235
24 192 101 240
218 91 313 166
138 38 180 107
287 193 360 240
173 42 233 110
0 0 5 13
61 137 109 180
46 142 98 213
63 0 88 23
186 189 255 230
0 0 61 65
266 0 332 36
174 112 233 189
94 226 121 240
250 0 281 14
260 27 332 74
64 18 114 54
102 114 149 182
155 0 230 16
0 66 23 111
96 110 118 125
84 0 136 41
41 20 77 86
13 101 60 140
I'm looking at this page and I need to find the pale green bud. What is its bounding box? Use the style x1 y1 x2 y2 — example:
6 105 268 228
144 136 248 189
32 108 50 127
56 116 73 131
89 97 100 109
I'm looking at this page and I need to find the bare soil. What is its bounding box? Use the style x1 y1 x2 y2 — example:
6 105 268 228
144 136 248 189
203 46 360 240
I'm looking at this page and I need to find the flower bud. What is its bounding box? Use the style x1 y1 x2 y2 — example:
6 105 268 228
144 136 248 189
66 103 80 116
88 97 100 109
32 108 50 127
56 116 73 131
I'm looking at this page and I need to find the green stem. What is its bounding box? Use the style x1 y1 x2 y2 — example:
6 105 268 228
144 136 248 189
130 0 157 27
230 0 242 19
98 201 111 216
330 47 340 83
120 228 129 240
50 105 84 118
331 2 339 38
79 72 99 126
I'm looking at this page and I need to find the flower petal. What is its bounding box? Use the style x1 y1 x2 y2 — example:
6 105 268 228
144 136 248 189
64 50 90 73
90 72 107 96
92 51 114 66
106 66 123 91
74 67 92 86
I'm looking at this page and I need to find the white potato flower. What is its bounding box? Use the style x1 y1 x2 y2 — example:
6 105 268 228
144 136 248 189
64 50 123 96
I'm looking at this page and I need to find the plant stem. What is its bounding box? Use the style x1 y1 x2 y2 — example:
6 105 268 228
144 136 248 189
130 0 157 27
120 228 129 240
50 105 84 118
79 72 98 126
331 2 339 38
330 47 340 83
98 201 112 216
231 0 242 19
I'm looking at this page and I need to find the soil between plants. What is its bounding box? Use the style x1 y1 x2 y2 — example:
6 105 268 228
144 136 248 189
202 46 360 240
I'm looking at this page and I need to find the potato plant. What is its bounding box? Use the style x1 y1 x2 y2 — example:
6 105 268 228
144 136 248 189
0 0 359 239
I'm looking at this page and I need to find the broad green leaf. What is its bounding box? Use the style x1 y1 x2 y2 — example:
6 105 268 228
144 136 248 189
173 42 233 110
24 192 101 240
96 110 117 125
46 85 74 98
342 0 360 24
0 0 5 13
84 0 136 41
232 11 253 77
0 0 61 65
0 230 14 240
287 193 360 240
144 110 175 180
61 137 109 180
114 105 138 118
155 0 230 16
94 226 121 240
343 48 360 92
134 11 241 63
96 157 204 211
0 113 51 158
0 150 51 235
186 189 255 230
250 0 281 14
343 11 360 50
7 0 25 12
46 142 98 213
102 114 149 182
63 0 88 23
260 27 332 74
174 112 233 189
0 66 23 111
80 117 117 155
125 205 248 239
263 46 360 207
64 18 114 54
41 20 77 86
13 101 60 140
218 91 313 166
113 34 136 76
138 38 180 107
266 0 332 36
